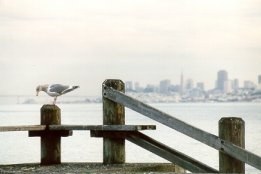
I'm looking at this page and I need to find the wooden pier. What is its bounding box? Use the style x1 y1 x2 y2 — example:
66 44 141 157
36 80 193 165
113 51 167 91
0 79 261 173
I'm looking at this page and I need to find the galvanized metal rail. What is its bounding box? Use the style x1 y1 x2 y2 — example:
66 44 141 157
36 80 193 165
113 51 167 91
103 85 261 170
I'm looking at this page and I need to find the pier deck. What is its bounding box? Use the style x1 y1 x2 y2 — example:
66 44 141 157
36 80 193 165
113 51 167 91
0 163 185 174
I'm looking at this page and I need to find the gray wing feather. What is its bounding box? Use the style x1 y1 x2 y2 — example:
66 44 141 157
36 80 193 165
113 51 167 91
62 87 75 94
49 84 69 94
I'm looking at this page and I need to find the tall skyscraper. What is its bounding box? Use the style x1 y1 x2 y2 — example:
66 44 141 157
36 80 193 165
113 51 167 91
216 70 228 92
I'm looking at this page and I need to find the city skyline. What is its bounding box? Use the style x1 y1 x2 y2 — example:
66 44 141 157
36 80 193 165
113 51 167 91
0 69 259 96
0 70 260 104
125 71 260 93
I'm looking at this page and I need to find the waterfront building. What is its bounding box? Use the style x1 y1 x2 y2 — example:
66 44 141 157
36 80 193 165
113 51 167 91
180 72 184 95
185 79 194 91
232 79 239 91
144 84 157 93
159 80 171 94
196 82 205 91
224 80 233 93
134 82 143 92
244 81 255 89
216 70 228 92
125 81 133 91
258 75 261 89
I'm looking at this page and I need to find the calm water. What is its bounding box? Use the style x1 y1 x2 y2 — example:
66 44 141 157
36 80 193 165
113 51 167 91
0 103 260 173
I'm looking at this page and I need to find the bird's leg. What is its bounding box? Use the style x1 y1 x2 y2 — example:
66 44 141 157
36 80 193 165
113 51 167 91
53 97 57 105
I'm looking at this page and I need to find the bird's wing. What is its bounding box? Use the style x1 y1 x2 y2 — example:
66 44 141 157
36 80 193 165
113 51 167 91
49 84 70 95
61 86 79 94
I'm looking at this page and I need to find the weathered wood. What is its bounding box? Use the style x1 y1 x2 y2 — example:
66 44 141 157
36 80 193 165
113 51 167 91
0 125 46 132
0 163 189 173
92 130 217 172
0 125 154 132
219 117 245 173
40 105 61 165
49 125 156 131
91 130 133 138
29 130 72 137
103 79 125 164
126 131 218 173
103 86 261 170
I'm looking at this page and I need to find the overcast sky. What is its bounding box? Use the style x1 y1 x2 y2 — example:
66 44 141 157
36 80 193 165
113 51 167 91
0 0 261 96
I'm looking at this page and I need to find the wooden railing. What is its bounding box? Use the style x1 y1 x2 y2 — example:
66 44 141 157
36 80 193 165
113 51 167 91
0 79 260 173
102 79 261 173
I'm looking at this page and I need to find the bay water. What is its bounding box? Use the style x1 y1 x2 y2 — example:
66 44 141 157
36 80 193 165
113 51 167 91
0 103 260 173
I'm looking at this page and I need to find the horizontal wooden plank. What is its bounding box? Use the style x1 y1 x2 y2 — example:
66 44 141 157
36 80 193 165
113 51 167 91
0 125 155 132
0 125 46 132
49 125 156 131
29 130 72 137
103 85 261 170
90 130 133 138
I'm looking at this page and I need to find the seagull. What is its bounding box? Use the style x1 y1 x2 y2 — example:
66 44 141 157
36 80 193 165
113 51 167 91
36 84 80 104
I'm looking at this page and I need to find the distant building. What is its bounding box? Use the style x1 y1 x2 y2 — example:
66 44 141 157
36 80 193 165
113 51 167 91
144 84 157 93
134 82 143 92
258 75 261 89
232 79 239 91
125 81 133 91
216 70 228 92
244 81 255 89
180 72 184 95
169 85 180 93
196 82 205 91
224 80 233 93
159 80 171 94
185 79 194 90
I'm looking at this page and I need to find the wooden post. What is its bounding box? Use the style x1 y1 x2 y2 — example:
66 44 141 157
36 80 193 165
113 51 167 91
41 104 61 165
219 117 245 173
102 79 125 164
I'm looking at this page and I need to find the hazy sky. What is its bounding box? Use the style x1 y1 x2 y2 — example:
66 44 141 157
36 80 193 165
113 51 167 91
0 0 261 96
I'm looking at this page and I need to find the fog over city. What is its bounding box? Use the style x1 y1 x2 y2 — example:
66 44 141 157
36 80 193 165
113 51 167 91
1 0 261 96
